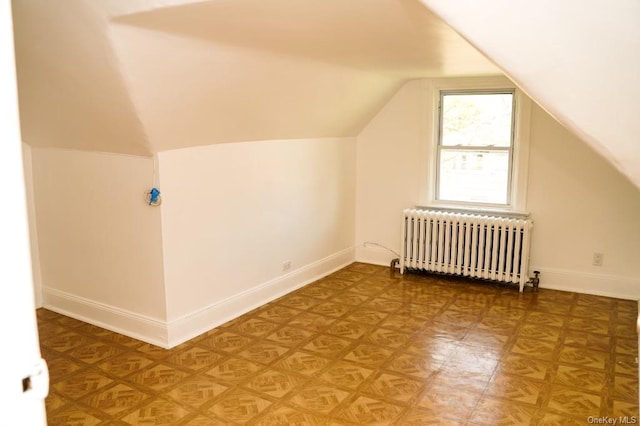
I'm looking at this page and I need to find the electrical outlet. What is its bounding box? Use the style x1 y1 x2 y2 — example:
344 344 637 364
592 252 604 267
282 261 291 271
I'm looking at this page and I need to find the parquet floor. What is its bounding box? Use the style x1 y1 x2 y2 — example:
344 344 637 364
39 262 639 425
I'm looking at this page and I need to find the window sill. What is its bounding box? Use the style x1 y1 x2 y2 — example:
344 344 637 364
415 204 530 219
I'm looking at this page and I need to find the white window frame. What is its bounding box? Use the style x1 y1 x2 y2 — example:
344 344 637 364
421 77 531 215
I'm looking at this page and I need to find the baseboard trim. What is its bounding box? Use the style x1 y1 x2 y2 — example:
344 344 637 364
529 266 640 300
355 245 399 268
41 248 356 349
42 287 169 347
166 247 356 347
355 256 639 300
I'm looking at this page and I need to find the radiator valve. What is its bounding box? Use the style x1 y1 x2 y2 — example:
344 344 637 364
390 258 399 277
528 270 540 291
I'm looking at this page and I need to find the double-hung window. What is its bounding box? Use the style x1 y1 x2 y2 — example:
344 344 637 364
437 90 514 206
427 78 530 213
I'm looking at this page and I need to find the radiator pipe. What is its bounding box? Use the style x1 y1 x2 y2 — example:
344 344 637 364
528 270 541 291
390 258 399 277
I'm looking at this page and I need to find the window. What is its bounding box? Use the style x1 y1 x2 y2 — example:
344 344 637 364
424 78 530 213
437 90 514 205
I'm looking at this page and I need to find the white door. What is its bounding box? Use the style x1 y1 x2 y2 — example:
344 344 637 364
0 1 48 424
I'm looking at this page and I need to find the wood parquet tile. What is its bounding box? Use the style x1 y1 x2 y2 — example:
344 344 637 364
48 405 104 426
120 397 189 425
166 375 229 409
289 382 351 416
245 368 306 398
273 351 328 379
335 395 405 424
320 360 374 390
53 371 115 400
208 389 273 423
252 405 329 426
39 263 639 424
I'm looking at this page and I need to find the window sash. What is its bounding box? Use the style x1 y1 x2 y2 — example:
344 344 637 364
437 149 511 205
435 90 516 207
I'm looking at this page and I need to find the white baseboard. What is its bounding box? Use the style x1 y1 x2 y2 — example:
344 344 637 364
42 287 169 347
43 247 356 349
166 247 356 347
529 266 640 300
354 255 639 300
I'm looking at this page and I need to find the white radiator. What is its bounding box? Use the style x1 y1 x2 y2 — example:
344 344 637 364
401 209 533 292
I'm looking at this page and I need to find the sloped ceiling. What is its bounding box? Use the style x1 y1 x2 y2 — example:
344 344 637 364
12 0 498 155
420 0 640 190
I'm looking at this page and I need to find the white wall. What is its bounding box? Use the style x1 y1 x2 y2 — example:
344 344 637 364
355 80 425 265
356 79 640 299
158 138 356 345
110 23 400 152
527 106 640 297
32 148 168 343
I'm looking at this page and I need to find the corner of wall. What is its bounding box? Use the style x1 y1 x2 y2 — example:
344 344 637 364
41 245 356 349
165 246 356 348
530 266 640 301
42 286 170 347
154 152 170 325
35 150 170 344
21 143 43 308
355 243 399 268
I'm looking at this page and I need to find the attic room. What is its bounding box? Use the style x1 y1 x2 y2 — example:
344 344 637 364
2 0 639 424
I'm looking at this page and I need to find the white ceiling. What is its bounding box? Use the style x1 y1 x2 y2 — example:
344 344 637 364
421 0 640 190
12 0 498 155
114 0 495 75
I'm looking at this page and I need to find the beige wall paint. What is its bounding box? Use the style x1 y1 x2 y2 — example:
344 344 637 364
158 138 356 323
12 1 153 155
109 24 401 152
527 105 640 289
356 79 640 298
13 0 498 156
421 0 640 190
31 148 167 321
355 80 425 265
27 139 357 346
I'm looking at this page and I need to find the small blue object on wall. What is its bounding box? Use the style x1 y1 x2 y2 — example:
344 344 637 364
146 187 162 206
150 188 160 203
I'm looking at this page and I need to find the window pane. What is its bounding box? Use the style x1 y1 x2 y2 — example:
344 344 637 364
438 150 509 204
441 93 513 147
